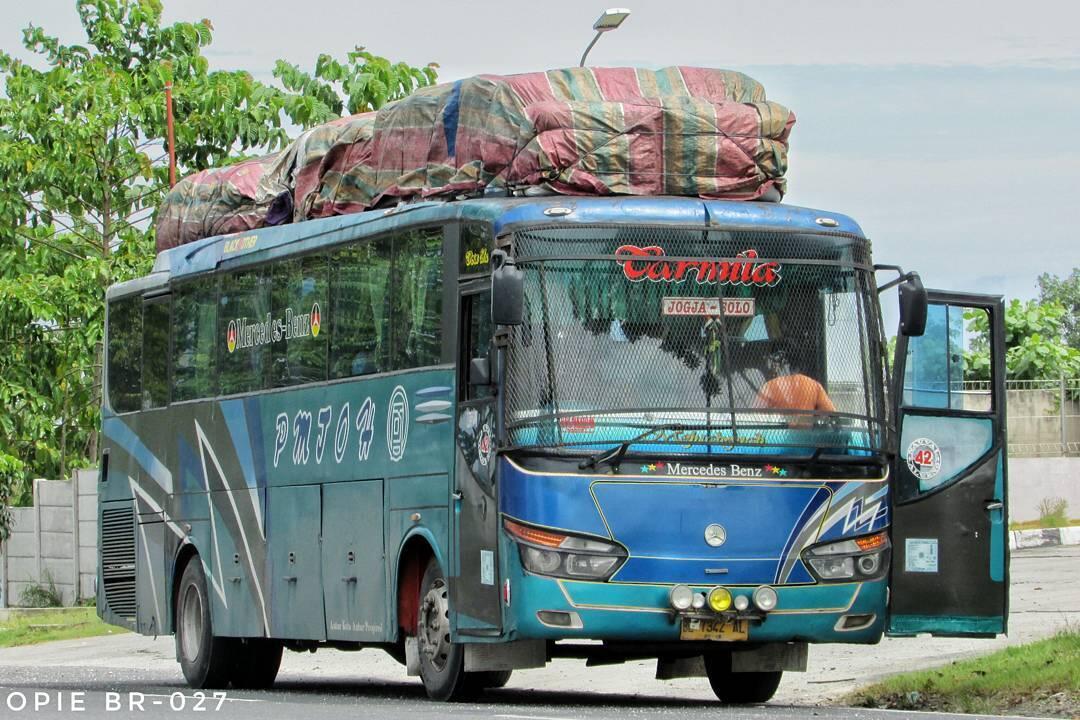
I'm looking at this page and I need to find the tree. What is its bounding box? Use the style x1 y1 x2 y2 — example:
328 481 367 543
1038 268 1080 351
0 0 438 538
964 299 1080 382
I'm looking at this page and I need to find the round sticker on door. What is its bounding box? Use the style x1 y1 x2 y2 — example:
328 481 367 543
906 437 942 481
477 424 492 466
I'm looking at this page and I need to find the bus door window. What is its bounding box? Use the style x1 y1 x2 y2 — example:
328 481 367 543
460 290 494 401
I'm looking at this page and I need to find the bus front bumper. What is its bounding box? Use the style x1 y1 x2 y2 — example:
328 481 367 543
508 571 887 645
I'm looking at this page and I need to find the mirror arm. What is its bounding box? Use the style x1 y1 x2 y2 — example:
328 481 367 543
874 264 910 294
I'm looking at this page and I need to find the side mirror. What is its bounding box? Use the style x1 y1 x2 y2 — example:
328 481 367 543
898 273 928 337
491 249 524 326
469 357 491 386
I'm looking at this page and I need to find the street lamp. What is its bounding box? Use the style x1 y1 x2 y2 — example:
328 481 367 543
579 8 631 67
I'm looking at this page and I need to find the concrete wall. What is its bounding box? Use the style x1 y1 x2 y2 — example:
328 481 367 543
0 471 97 608
1008 456 1080 524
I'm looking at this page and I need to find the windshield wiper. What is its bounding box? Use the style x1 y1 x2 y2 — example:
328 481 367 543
578 423 688 471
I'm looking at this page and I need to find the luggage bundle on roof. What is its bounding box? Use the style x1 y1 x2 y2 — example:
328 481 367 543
154 66 795 253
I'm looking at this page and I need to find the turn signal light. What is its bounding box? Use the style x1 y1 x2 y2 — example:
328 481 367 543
504 519 567 548
854 532 889 552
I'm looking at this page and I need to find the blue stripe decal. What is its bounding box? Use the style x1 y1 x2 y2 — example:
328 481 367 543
103 416 173 493
223 399 258 490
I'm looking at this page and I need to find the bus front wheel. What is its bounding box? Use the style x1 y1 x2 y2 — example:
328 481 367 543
416 558 468 700
175 559 235 689
704 651 782 704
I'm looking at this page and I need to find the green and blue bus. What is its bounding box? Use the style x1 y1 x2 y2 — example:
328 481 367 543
99 196 1008 701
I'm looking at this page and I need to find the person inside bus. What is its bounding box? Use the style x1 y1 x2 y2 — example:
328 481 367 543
754 343 836 426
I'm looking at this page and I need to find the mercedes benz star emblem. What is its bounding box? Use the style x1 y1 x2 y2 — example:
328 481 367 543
704 524 727 547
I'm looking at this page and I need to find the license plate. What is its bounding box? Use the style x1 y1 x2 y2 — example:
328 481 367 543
680 617 749 641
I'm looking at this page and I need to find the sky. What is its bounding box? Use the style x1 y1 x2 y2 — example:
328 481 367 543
5 0 1079 301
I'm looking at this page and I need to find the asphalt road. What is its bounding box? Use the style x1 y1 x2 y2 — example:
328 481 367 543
1 546 1076 720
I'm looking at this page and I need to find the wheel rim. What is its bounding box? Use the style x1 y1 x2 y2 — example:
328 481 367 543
418 577 451 672
180 582 204 663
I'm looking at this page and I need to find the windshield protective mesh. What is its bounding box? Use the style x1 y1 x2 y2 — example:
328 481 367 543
504 225 886 456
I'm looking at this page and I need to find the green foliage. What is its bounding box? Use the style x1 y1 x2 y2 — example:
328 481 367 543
1038 268 1080 351
964 299 1080 381
275 48 438 123
847 631 1079 717
18 572 64 608
1038 497 1069 529
0 0 438 539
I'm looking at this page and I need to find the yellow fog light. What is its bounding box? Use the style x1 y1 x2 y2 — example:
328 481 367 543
707 586 732 612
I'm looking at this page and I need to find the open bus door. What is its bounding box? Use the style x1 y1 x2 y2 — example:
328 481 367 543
888 290 1008 637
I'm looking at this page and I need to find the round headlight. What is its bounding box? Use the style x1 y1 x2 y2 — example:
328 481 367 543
692 593 706 609
752 585 778 612
708 587 732 613
733 595 750 611
669 584 694 610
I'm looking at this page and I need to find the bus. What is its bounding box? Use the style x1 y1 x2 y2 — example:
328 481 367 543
98 196 1008 702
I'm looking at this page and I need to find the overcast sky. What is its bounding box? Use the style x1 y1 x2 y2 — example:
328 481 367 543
6 0 1079 300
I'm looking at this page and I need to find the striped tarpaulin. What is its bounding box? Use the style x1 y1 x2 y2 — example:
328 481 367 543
155 67 794 252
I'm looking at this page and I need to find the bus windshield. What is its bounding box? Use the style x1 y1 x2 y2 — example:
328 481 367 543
504 225 887 456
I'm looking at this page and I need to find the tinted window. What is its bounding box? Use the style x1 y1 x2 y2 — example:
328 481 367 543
142 300 170 409
329 237 392 378
219 268 272 395
393 228 443 369
271 255 328 387
172 278 218 402
461 290 494 400
107 296 142 413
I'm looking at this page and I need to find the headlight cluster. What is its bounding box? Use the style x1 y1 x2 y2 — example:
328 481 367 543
802 531 891 582
505 519 627 580
668 584 778 614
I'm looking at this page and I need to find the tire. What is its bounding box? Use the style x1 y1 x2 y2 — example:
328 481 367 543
175 559 236 689
467 669 512 689
704 651 782 704
231 639 283 690
416 558 469 701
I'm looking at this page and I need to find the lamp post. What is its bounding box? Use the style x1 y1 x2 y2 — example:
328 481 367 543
579 8 631 67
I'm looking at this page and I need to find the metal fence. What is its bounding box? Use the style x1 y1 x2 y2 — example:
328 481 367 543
969 378 1080 457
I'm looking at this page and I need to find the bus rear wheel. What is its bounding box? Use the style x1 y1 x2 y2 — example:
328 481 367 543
231 639 283 689
175 559 236 689
704 651 782 704
416 558 469 700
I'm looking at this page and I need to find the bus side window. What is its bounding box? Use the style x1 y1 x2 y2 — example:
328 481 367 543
142 299 170 409
329 238 392 378
172 278 218 402
392 228 443 370
461 290 494 401
272 254 328 387
219 268 272 395
107 295 143 413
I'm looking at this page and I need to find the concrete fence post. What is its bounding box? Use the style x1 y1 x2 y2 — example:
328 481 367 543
33 479 42 585
1061 375 1068 455
1 537 7 609
71 472 81 604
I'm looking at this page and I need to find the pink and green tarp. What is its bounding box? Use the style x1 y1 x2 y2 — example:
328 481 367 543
155 66 795 253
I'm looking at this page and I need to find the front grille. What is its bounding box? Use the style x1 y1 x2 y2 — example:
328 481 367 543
100 504 136 620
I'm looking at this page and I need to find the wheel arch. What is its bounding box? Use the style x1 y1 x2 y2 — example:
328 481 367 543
170 541 201 635
393 529 445 639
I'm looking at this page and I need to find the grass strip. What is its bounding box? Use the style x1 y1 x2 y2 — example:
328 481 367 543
845 631 1079 718
0 608 127 648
